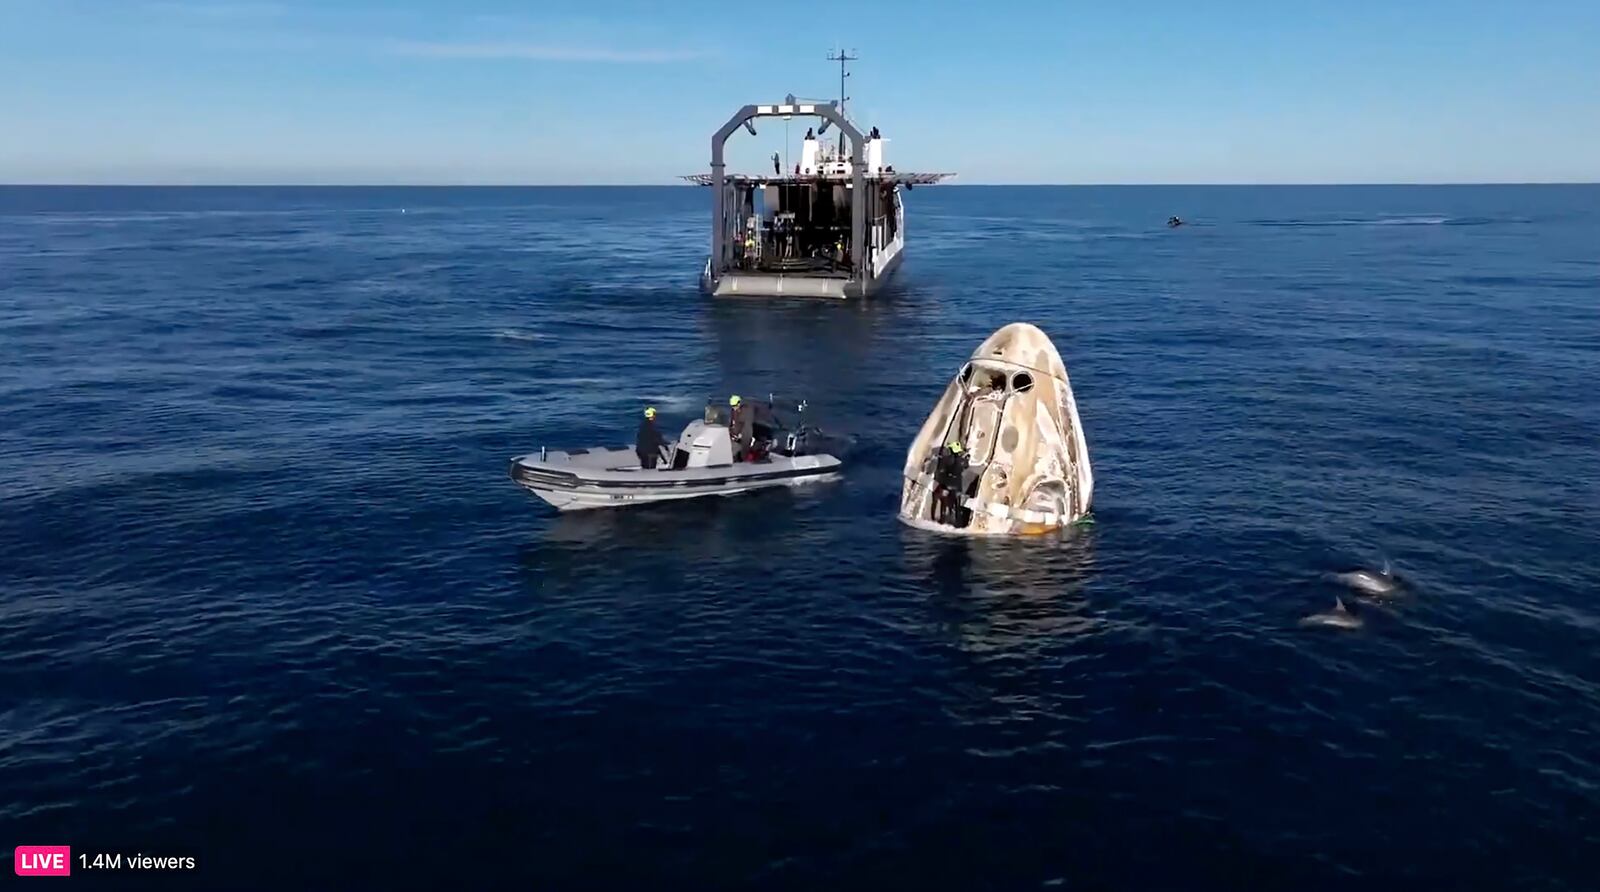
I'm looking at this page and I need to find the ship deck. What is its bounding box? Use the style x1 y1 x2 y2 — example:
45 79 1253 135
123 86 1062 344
682 172 953 187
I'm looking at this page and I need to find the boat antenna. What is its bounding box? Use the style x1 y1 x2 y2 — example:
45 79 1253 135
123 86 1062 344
827 47 856 156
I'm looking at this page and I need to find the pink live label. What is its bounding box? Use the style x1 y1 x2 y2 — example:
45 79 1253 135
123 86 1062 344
14 846 71 876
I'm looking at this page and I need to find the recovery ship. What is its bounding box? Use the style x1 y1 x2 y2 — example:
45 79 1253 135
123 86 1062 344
686 54 953 298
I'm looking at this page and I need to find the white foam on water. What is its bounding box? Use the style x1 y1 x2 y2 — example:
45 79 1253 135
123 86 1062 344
541 377 613 389
1254 216 1457 227
634 394 702 412
1375 215 1450 225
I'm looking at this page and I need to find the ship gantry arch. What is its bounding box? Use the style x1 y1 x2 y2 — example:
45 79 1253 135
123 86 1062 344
708 102 869 284
689 98 952 298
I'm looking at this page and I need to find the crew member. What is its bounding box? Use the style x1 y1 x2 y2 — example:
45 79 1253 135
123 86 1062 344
934 441 968 525
744 231 757 267
636 407 667 469
728 395 755 461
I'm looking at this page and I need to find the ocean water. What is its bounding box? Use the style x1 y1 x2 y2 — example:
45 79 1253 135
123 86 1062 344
1 184 1598 889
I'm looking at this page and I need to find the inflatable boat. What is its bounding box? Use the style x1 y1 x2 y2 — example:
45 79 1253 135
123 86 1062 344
510 398 843 511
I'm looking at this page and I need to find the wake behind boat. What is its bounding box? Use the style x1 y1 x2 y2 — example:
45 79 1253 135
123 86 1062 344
510 397 843 511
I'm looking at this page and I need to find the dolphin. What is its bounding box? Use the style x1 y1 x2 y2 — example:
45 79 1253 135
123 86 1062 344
1299 595 1364 630
1332 562 1402 599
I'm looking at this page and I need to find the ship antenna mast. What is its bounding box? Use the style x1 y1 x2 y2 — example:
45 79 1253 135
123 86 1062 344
827 47 857 156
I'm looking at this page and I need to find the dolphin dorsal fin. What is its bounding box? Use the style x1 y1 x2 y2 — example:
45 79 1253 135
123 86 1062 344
1334 595 1349 613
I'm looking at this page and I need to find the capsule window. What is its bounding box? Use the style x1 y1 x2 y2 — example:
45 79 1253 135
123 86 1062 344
959 363 974 384
1011 372 1034 393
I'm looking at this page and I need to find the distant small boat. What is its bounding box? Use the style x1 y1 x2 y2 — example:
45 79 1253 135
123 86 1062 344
1167 216 1184 228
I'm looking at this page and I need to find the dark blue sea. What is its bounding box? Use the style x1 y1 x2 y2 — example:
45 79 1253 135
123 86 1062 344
2 184 1598 889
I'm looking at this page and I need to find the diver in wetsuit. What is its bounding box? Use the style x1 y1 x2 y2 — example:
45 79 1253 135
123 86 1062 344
934 441 968 525
636 407 667 469
1167 216 1184 228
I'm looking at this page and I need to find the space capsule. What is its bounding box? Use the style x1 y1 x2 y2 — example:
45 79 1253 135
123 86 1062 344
899 323 1093 535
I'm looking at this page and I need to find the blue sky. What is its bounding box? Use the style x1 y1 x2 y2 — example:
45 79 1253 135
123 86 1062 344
2 0 1597 184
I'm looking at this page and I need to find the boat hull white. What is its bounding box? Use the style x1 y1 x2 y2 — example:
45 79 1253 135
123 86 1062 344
510 446 842 512
703 255 900 298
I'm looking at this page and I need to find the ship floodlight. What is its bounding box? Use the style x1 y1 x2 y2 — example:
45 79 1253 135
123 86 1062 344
817 119 831 136
743 119 757 136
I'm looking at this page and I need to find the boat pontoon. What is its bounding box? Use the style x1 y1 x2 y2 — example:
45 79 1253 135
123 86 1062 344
510 398 843 511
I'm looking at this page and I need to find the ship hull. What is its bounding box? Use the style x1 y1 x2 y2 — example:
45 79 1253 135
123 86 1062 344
701 242 903 299
704 267 893 299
